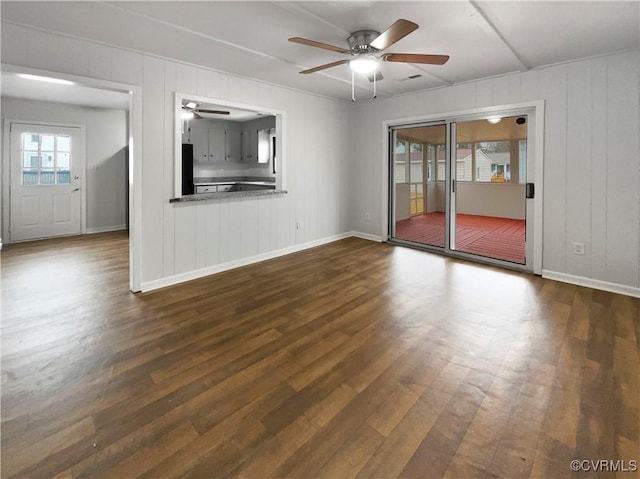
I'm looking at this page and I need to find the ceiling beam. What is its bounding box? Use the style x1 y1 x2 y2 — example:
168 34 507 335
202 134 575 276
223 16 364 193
468 1 530 71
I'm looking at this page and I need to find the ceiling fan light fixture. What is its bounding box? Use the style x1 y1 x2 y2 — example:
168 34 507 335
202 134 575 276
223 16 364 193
487 117 502 124
349 57 378 74
185 102 197 109
181 110 195 120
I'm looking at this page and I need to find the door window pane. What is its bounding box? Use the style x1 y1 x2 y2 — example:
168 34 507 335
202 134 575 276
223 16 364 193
57 152 70 168
23 169 39 185
41 153 55 168
23 153 39 168
393 124 446 249
20 132 72 186
56 169 71 184
23 134 39 150
57 136 71 151
40 168 55 184
41 135 55 150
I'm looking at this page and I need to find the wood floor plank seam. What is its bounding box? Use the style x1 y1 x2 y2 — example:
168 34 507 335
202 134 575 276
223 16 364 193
2 232 639 479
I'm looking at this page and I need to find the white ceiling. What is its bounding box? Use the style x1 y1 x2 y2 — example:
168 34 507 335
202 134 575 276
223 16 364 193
1 1 638 101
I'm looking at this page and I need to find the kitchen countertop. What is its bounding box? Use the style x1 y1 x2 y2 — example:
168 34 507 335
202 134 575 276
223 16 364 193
170 189 287 203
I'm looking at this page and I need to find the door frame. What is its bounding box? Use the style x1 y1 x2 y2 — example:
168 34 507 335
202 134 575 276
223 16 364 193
5 120 87 238
1 63 143 292
382 100 545 275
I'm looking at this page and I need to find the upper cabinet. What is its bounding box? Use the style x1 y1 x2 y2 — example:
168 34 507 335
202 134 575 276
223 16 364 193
186 125 240 163
241 129 258 162
190 127 209 162
182 115 276 164
208 129 225 162
225 130 242 162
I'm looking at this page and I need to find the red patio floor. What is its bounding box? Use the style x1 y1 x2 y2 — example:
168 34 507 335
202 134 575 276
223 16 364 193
394 212 525 264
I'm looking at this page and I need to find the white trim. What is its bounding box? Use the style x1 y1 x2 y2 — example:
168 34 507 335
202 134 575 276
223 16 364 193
86 225 127 234
136 230 638 299
141 232 353 292
2 63 143 293
351 231 383 242
174 92 287 199
542 270 640 299
381 100 545 275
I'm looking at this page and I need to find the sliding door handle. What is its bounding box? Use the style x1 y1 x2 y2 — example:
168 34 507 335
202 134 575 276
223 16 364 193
526 183 535 199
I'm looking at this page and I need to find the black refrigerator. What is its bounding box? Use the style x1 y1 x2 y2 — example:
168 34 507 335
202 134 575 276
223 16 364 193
182 143 194 195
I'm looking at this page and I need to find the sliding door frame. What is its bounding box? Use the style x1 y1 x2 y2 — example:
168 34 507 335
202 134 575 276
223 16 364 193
382 100 545 275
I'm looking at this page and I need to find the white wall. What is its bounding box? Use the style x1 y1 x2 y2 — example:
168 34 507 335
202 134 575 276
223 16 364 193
1 97 128 234
2 22 638 295
352 51 640 291
1 22 352 289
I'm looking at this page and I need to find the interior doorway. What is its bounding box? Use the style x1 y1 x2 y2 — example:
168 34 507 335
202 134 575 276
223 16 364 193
388 105 540 273
1 67 142 291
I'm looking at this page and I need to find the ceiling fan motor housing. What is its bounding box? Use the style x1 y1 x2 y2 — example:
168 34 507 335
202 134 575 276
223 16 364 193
347 30 381 55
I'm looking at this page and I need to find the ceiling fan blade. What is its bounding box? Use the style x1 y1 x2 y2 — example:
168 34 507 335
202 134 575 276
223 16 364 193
193 112 203 120
370 19 418 50
195 109 230 115
368 71 384 82
300 59 349 74
289 37 348 54
382 53 450 65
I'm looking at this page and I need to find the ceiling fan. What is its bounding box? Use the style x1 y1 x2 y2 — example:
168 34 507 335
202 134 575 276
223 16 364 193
289 19 449 83
182 102 230 120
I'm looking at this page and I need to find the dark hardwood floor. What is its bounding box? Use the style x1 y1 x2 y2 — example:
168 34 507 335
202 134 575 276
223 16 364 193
1 231 639 478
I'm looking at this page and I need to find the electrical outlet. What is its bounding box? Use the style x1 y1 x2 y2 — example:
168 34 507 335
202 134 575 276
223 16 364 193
364 212 370 221
295 221 300 230
572 242 585 255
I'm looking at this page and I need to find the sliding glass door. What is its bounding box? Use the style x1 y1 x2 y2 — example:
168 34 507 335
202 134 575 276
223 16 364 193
391 123 446 248
389 112 534 271
452 116 528 264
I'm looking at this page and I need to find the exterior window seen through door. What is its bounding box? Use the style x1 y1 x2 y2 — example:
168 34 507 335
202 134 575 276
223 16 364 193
22 133 72 186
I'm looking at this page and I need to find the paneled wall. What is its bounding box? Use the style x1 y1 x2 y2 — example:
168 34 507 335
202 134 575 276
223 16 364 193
352 51 640 290
1 22 352 289
2 22 638 293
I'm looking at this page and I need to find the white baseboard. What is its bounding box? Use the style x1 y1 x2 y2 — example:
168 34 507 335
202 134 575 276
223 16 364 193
141 231 353 292
86 225 127 234
350 231 383 242
542 270 640 298
142 231 638 300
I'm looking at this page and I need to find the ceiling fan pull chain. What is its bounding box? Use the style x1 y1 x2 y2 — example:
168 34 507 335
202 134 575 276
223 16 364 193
373 72 377 99
351 70 355 102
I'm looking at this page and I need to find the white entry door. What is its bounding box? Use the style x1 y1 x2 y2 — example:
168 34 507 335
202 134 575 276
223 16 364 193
10 123 85 241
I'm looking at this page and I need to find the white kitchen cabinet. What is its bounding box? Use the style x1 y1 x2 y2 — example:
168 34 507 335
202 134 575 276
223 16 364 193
225 130 242 162
208 128 226 162
189 126 242 163
190 127 209 162
241 129 258 162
